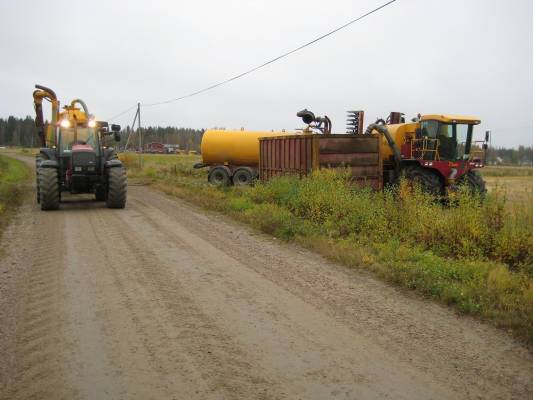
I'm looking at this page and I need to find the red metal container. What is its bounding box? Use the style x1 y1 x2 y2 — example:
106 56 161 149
259 134 382 190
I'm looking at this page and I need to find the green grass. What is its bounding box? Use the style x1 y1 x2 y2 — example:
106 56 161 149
0 154 31 225
124 154 533 343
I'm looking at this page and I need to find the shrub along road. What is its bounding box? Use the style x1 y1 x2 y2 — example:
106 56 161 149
0 154 532 399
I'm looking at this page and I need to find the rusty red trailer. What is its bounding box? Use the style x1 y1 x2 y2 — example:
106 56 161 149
259 134 383 190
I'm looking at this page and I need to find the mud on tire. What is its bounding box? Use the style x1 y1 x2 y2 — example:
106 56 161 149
106 167 127 209
38 167 60 210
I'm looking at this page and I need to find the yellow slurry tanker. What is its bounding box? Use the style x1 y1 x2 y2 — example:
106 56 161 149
196 129 295 185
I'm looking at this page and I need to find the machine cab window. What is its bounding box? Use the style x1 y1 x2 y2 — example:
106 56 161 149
420 116 478 161
59 126 99 154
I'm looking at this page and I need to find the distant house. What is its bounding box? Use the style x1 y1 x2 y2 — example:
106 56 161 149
163 144 179 153
144 142 166 153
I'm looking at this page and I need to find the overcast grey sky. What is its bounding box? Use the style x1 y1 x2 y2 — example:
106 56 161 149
1 0 532 147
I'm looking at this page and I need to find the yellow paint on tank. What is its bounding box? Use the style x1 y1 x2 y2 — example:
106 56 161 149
378 122 418 161
59 108 88 123
201 129 293 166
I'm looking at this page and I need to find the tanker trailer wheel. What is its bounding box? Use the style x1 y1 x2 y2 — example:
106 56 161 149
232 167 255 186
106 167 127 209
402 165 443 196
38 167 60 211
458 171 487 197
208 167 231 186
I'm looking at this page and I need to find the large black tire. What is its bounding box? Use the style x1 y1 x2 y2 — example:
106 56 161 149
106 167 127 209
402 165 444 196
232 167 254 186
38 167 60 211
208 167 231 186
458 171 487 196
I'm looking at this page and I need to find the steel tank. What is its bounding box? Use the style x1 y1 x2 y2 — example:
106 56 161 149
201 129 293 166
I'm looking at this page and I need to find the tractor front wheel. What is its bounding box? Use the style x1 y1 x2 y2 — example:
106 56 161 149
106 167 127 209
38 167 60 210
458 171 487 196
402 165 444 196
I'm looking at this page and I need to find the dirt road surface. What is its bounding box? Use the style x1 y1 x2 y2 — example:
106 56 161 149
1 154 532 400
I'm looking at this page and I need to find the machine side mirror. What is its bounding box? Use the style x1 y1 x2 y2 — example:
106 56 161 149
485 130 490 143
111 124 121 132
114 132 121 142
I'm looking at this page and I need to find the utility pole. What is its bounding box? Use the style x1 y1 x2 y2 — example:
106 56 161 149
137 103 143 168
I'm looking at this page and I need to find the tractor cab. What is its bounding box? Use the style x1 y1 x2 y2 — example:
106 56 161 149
418 115 481 162
56 104 102 194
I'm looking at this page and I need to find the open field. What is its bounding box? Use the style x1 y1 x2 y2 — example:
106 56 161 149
121 153 533 343
481 166 533 203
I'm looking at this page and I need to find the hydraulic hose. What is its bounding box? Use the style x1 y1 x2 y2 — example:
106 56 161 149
365 123 401 173
70 99 90 115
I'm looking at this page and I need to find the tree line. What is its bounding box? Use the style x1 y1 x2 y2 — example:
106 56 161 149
0 116 204 152
116 125 204 152
1 115 532 164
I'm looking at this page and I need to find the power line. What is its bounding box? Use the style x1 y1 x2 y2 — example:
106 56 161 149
106 104 138 122
142 0 397 107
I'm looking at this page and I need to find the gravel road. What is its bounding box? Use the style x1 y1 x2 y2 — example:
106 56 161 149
0 154 531 399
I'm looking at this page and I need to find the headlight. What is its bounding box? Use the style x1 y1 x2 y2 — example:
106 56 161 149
88 119 96 128
60 119 71 128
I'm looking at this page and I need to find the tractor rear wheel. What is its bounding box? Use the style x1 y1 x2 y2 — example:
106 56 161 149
38 167 60 210
402 165 443 196
106 167 127 209
458 171 486 196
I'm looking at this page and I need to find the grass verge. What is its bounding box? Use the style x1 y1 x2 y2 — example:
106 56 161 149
122 153 533 343
0 154 31 231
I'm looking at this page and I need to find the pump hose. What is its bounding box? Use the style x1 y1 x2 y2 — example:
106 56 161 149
364 123 401 173
70 99 90 115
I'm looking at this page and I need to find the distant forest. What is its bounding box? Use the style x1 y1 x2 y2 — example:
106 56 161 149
0 116 204 152
1 116 532 164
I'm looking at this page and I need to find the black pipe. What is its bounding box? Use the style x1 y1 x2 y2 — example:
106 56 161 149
365 123 401 173
35 84 57 100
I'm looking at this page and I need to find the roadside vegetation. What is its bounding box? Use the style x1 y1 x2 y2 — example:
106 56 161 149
122 153 533 342
0 154 30 229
